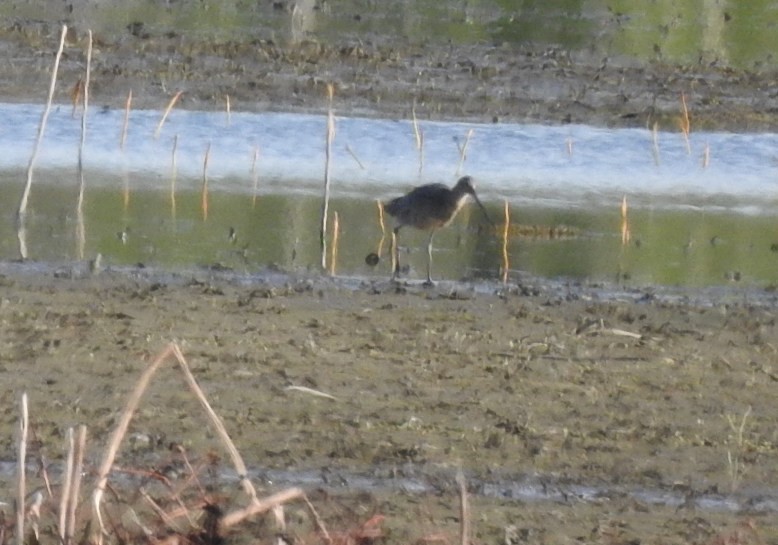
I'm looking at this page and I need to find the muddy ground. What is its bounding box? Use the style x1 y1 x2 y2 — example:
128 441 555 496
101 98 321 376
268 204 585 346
1 13 778 545
1 265 777 544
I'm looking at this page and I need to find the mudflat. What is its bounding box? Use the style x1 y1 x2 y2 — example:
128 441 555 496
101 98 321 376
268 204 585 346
1 11 777 545
1 265 777 544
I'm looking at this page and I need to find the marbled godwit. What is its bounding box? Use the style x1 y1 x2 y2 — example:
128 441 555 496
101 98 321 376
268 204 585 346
385 175 491 284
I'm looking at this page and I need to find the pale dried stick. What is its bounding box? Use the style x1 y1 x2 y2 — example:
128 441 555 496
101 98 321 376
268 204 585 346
58 428 75 543
91 344 177 545
169 344 260 502
170 134 178 217
329 211 340 276
16 393 29 545
220 488 306 529
303 495 332 545
651 121 660 166
140 488 184 533
154 90 183 139
501 200 510 284
17 24 67 259
120 90 132 150
76 29 92 261
621 195 630 245
456 469 470 545
225 94 231 127
66 425 87 544
320 83 336 270
201 142 211 221
376 200 386 258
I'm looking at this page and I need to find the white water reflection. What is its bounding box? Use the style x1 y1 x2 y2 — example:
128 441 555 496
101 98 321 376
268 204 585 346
0 103 776 213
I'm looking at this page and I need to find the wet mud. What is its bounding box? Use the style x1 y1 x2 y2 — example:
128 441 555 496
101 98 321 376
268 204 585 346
1 265 777 543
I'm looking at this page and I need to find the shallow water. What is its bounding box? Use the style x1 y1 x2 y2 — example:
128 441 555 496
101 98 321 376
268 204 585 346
2 103 778 287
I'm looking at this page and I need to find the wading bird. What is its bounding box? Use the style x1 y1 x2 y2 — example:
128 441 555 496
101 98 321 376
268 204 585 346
385 175 491 284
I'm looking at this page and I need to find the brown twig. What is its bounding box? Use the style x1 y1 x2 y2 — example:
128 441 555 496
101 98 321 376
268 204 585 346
120 90 132 150
155 90 183 139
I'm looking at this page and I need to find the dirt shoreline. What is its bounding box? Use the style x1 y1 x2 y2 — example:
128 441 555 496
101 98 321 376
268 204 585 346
2 20 778 131
2 15 778 545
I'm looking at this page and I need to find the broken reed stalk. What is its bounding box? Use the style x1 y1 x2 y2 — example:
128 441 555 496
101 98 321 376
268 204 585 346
120 90 132 150
17 24 68 259
376 200 386 258
251 146 260 209
680 92 691 155
16 393 28 545
320 83 335 270
76 29 92 261
66 425 87 544
154 90 183 139
91 342 270 545
171 134 178 217
329 211 339 276
225 94 231 127
501 200 510 284
70 77 83 118
412 101 423 178
220 487 305 529
456 469 470 545
621 195 630 245
455 129 474 176
201 142 211 221
58 429 75 543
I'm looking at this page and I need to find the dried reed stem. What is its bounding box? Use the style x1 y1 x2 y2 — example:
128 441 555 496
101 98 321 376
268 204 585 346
17 24 67 259
59 428 75 543
201 142 211 221
456 469 469 545
16 393 29 545
329 211 340 276
67 425 87 544
390 231 397 277
170 134 178 217
320 84 335 270
220 488 305 529
251 146 260 209
621 195 630 245
76 29 92 261
91 344 177 544
376 200 386 258
455 129 474 176
120 90 132 150
154 90 183 139
412 101 423 178
566 137 574 157
225 94 231 126
70 77 83 118
501 200 510 284
680 91 691 154
168 343 260 502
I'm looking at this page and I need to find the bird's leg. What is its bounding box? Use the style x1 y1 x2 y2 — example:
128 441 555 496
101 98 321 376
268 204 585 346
391 227 401 280
424 230 436 286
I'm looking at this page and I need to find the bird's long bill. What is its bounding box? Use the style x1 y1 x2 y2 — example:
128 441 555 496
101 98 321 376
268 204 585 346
472 194 494 227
